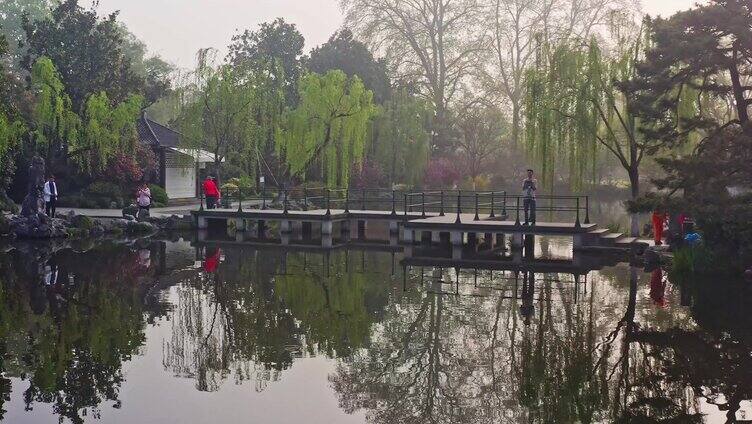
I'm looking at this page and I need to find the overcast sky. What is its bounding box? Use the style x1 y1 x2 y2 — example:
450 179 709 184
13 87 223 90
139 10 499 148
92 0 700 69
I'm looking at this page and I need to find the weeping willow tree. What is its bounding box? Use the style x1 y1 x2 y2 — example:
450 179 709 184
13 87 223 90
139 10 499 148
30 56 80 167
30 56 143 175
524 17 692 235
369 88 431 186
78 92 143 174
176 48 284 185
524 39 602 193
275 70 375 188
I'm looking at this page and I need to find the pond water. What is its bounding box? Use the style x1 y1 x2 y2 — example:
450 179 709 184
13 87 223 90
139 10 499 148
1 228 751 423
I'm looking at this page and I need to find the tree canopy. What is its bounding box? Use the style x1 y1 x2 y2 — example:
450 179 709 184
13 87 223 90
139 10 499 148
21 0 145 112
228 18 305 105
276 70 376 187
176 52 285 183
309 29 391 103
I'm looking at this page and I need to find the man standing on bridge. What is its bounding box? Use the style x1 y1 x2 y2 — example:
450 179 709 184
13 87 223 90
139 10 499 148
522 169 537 225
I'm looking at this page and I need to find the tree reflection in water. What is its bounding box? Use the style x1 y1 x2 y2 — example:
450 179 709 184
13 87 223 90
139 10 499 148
162 247 396 393
0 241 171 423
330 263 752 424
2 240 752 423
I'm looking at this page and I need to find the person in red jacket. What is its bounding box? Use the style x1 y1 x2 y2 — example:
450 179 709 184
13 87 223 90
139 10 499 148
652 208 667 246
202 175 220 209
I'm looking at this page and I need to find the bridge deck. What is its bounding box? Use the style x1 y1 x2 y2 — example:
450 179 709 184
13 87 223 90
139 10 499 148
193 208 594 235
193 208 440 221
404 214 597 234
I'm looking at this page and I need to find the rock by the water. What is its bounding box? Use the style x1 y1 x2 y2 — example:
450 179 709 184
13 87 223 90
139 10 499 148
137 208 150 221
70 214 94 230
122 204 138 218
9 213 68 239
126 221 156 235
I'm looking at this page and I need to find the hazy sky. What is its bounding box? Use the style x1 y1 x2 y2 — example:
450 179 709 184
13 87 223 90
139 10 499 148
92 0 700 69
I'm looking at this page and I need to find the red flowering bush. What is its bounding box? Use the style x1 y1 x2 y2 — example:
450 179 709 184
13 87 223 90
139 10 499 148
423 157 460 188
104 143 157 189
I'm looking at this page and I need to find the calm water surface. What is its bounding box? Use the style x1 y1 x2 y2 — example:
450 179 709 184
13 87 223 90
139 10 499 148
1 226 751 423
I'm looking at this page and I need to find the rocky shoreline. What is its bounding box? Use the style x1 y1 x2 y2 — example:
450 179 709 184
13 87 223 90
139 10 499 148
1 209 194 241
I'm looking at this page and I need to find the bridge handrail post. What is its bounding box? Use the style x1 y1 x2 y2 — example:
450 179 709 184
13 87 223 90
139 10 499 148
439 191 445 216
262 185 267 210
362 188 366 210
199 191 204 211
303 188 308 211
455 190 462 224
391 190 396 215
345 189 350 213
515 196 521 226
283 188 289 214
237 187 242 212
502 191 507 216
404 193 408 217
489 192 495 218
584 195 590 224
575 197 581 228
474 192 480 221
421 192 426 217
325 189 331 216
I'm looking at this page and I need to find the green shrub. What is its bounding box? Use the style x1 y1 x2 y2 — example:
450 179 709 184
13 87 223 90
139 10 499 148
149 184 168 207
84 181 125 208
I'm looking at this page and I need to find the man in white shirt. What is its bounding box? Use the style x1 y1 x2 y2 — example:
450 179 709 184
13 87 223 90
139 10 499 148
43 175 58 218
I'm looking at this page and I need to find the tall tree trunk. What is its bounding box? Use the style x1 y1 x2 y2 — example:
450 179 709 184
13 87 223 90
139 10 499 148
629 167 640 237
512 99 521 146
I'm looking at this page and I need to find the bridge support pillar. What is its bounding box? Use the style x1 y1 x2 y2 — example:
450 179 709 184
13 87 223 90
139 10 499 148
389 231 399 247
389 220 399 234
197 216 208 230
403 227 414 244
321 220 333 236
280 220 291 234
235 229 245 242
357 220 367 239
452 245 463 260
450 230 463 246
233 218 246 232
431 231 441 244
321 233 333 248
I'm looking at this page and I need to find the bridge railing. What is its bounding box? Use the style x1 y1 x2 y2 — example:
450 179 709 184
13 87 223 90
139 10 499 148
198 187 590 226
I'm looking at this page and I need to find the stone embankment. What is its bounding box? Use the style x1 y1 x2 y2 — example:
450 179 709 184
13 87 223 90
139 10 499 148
1 209 194 240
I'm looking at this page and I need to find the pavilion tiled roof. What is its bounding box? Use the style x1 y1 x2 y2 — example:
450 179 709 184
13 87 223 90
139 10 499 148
137 112 181 148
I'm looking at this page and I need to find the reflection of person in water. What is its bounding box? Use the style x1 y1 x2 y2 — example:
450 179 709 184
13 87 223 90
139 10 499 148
649 268 666 307
203 247 221 273
519 271 535 325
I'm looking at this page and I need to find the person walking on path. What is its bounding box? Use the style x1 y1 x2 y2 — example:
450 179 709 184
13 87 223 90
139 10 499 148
136 182 152 215
202 176 220 209
651 208 667 246
43 175 58 218
522 169 537 225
